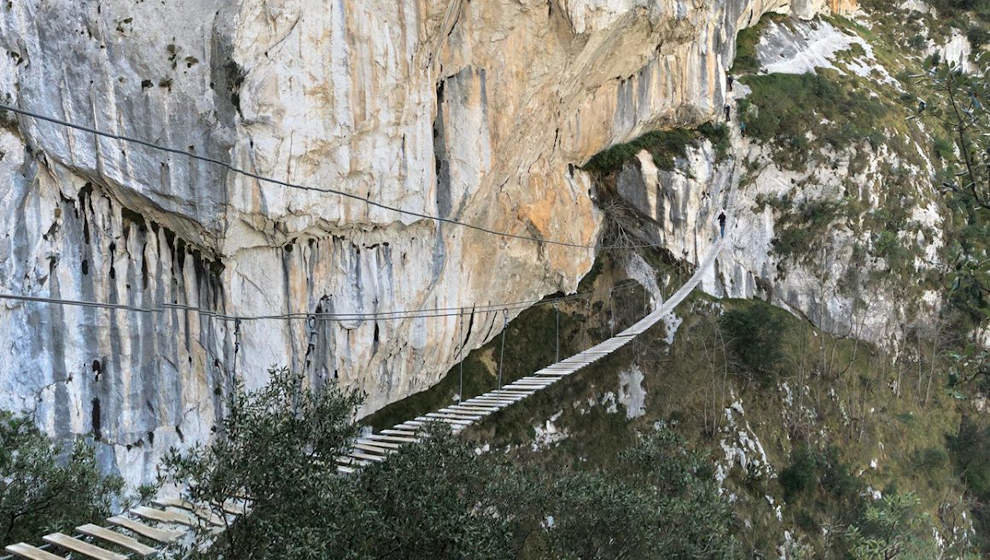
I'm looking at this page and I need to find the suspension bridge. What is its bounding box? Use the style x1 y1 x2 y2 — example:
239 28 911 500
1 238 725 560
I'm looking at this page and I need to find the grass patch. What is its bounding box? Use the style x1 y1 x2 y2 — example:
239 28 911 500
739 72 888 169
582 122 731 176
732 12 788 74
582 129 694 175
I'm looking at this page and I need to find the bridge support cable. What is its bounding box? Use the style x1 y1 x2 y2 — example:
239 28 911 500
497 310 508 390
0 102 681 252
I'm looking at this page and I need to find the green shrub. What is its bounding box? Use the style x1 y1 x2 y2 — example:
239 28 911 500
739 72 889 169
780 446 820 502
698 122 731 162
934 137 955 161
162 368 740 560
0 411 124 544
583 123 729 175
732 24 762 74
770 198 843 260
947 416 990 552
968 25 990 48
583 129 695 174
720 301 788 383
914 446 949 473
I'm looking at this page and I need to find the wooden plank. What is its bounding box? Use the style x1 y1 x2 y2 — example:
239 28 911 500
153 498 225 526
77 524 158 557
43 532 127 560
380 428 420 436
415 415 471 425
221 500 249 516
337 465 356 474
433 410 484 420
353 442 394 455
356 437 402 449
367 434 420 444
448 405 500 413
447 402 501 413
336 455 371 467
106 516 182 543
4 543 66 560
349 450 386 462
132 506 197 527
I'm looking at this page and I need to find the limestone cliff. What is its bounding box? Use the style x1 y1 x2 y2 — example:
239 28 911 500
606 11 953 352
0 0 854 483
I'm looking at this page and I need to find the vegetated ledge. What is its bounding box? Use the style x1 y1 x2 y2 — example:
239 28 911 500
581 122 730 176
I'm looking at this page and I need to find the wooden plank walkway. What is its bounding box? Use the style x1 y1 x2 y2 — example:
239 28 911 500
1 240 722 560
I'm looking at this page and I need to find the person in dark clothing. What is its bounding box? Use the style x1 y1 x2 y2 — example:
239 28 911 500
724 104 731 121
727 74 734 91
718 212 726 237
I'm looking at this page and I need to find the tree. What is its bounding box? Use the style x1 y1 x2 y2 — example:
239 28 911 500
537 427 740 559
0 410 123 545
720 302 788 384
161 368 537 559
159 367 364 559
162 368 740 559
843 492 935 560
947 416 990 552
918 62 990 383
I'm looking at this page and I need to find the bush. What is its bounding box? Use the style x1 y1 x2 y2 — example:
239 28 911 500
583 129 695 174
843 492 936 560
739 73 888 168
539 427 739 559
969 25 990 48
163 368 740 560
947 416 990 552
780 446 820 502
0 411 123 544
914 446 949 474
933 137 955 161
698 122 731 162
732 24 762 74
582 122 730 175
720 301 788 383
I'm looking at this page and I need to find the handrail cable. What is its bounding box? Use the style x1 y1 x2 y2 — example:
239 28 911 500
0 103 671 251
0 280 644 323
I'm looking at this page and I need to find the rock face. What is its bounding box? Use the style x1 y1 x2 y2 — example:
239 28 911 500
610 15 942 350
0 0 853 483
